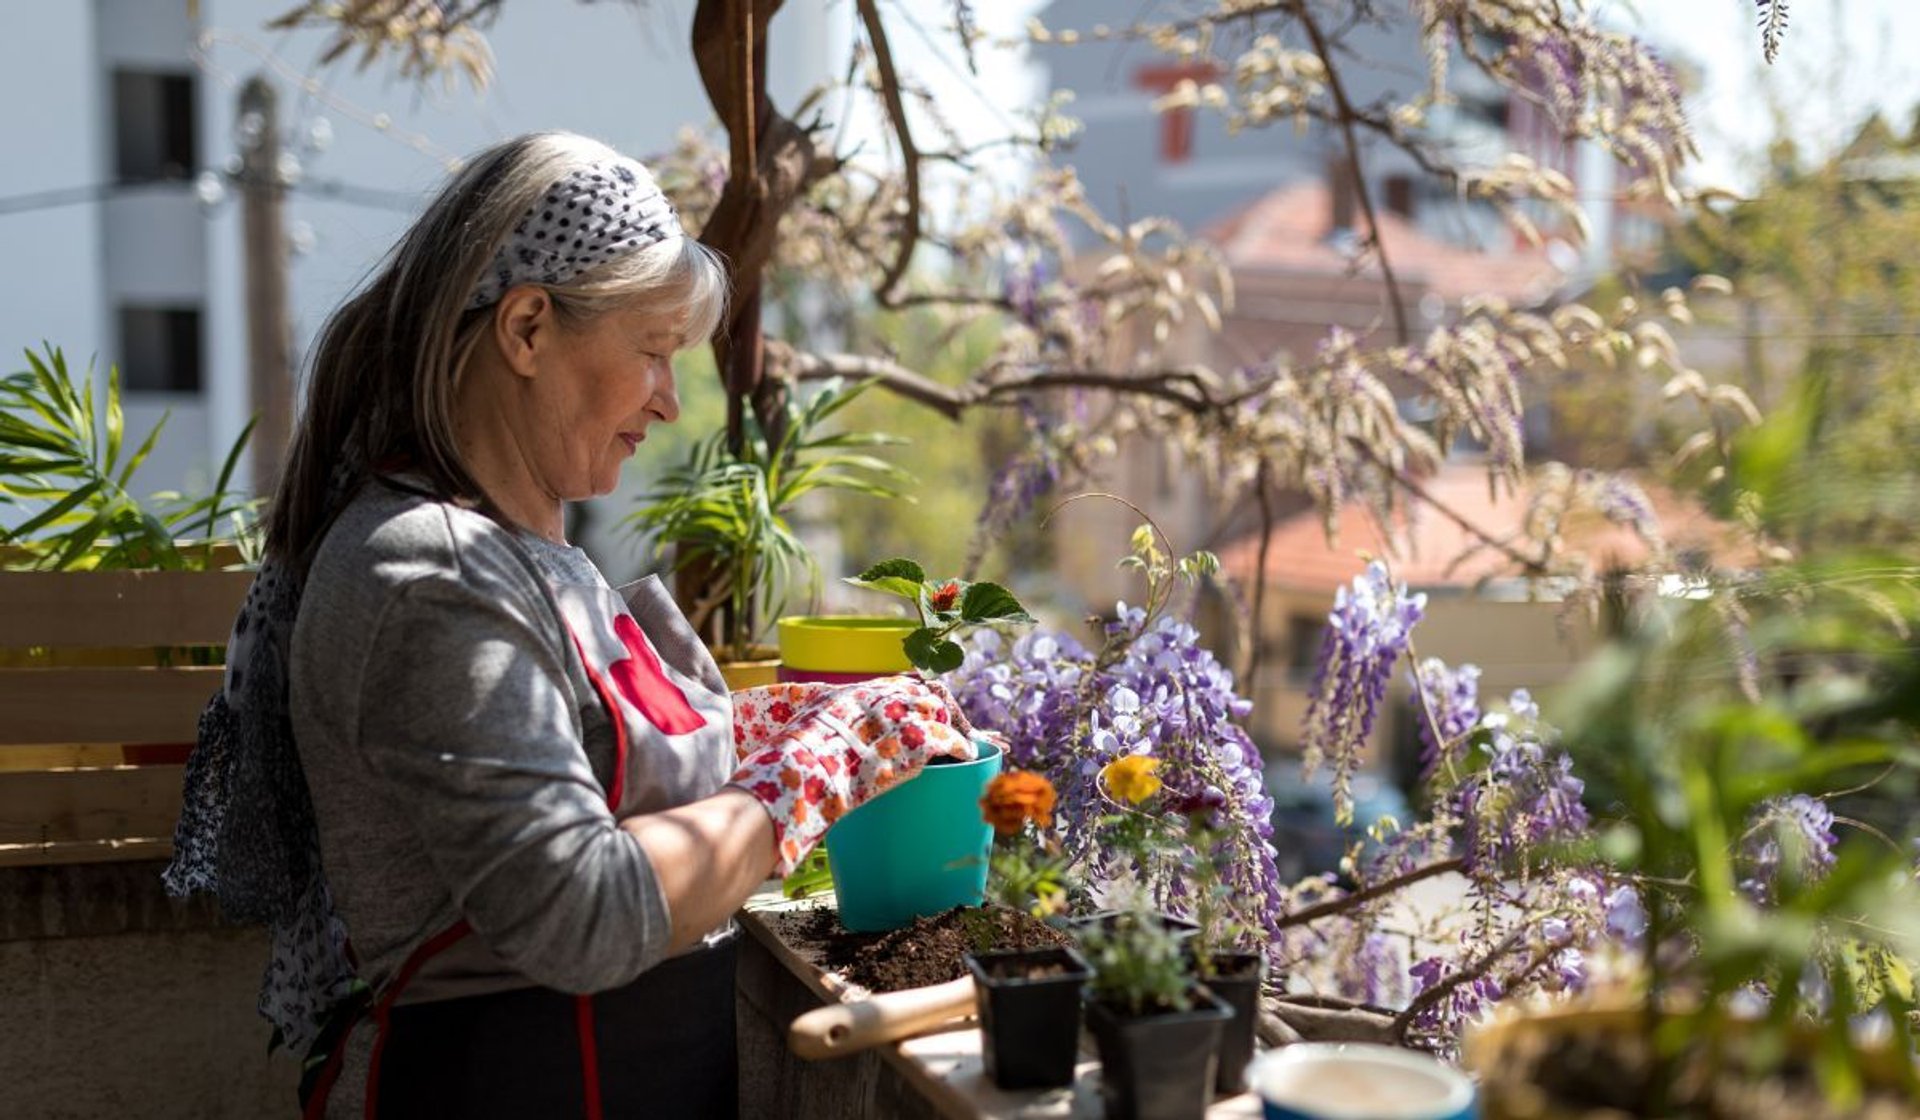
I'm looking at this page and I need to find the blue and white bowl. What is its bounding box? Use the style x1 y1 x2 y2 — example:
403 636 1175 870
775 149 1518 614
1250 1043 1477 1120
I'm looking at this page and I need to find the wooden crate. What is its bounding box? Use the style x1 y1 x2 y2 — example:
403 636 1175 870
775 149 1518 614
0 571 251 866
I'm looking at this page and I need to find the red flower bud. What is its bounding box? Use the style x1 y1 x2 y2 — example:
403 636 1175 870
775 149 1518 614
931 581 961 612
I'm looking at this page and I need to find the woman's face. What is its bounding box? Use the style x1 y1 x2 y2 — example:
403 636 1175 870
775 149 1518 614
530 300 685 500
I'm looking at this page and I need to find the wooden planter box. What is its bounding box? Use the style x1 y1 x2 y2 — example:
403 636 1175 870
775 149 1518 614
735 890 1263 1119
0 569 251 867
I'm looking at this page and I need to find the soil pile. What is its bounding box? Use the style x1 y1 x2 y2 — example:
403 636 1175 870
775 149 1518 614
770 904 1071 992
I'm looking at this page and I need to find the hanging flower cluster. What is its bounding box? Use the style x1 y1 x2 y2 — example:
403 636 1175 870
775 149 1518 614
1738 793 1838 905
951 600 1287 938
1455 689 1591 876
1301 562 1427 825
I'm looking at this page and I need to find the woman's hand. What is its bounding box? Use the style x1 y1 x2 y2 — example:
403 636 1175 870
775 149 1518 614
728 677 977 875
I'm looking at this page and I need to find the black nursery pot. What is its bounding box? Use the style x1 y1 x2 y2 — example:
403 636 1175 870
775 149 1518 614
965 946 1094 1090
1189 950 1265 1095
1085 986 1233 1120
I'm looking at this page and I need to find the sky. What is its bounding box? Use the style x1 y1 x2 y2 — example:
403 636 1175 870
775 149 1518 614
873 0 1920 198
1617 0 1920 190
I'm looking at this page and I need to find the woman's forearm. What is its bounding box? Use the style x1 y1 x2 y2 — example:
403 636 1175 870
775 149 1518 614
620 787 776 952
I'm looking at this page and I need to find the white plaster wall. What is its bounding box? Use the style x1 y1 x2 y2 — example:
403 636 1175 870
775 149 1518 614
0 3 106 402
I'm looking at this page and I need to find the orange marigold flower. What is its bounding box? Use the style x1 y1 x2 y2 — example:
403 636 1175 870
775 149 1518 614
980 770 1057 836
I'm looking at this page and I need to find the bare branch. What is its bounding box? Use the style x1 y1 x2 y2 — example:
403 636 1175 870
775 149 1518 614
1273 858 1466 931
856 0 923 304
1293 0 1411 345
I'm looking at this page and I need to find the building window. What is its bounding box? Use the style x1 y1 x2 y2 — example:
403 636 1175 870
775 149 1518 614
118 305 202 393
1384 175 1416 219
1131 62 1221 164
113 70 197 182
1286 613 1325 683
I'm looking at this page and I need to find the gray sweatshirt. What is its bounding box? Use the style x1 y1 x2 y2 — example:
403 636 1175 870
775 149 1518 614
290 477 735 1109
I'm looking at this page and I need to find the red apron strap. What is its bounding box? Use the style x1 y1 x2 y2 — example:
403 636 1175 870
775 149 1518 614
574 994 605 1120
363 919 474 1120
567 625 633 811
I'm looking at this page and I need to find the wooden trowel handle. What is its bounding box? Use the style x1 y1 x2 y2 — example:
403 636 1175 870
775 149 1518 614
788 975 977 1060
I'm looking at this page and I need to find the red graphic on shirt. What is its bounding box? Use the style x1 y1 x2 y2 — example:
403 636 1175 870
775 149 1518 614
607 614 707 734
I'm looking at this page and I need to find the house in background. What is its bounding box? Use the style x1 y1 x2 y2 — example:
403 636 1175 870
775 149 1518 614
1214 459 1756 773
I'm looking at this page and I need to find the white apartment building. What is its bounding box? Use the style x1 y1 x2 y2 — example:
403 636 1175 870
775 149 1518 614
0 0 832 561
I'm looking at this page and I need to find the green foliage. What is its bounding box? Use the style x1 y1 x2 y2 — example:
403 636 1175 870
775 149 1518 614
0 345 260 570
1560 568 1920 1108
780 847 835 900
1078 909 1197 1016
626 378 914 659
844 556 1035 675
1667 116 1920 555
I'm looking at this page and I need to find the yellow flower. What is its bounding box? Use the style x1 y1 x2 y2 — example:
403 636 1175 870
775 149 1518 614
1101 755 1162 805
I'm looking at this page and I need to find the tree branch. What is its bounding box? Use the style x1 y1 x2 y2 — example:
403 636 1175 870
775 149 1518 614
1273 857 1465 931
856 0 922 305
1293 0 1411 345
1391 928 1532 1042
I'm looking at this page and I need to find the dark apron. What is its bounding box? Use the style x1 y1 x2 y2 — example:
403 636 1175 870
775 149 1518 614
374 938 739 1119
299 565 740 1118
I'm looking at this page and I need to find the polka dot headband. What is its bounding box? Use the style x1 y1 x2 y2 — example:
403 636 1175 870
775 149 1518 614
466 157 684 311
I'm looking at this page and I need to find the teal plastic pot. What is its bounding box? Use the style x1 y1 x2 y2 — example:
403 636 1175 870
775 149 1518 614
826 738 1003 931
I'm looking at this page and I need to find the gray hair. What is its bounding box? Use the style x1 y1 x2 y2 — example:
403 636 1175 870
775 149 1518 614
267 131 729 566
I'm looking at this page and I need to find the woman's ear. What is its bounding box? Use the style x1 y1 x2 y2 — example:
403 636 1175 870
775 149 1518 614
492 285 553 380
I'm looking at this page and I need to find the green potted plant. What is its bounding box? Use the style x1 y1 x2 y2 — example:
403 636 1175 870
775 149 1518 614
1180 820 1266 1097
1079 903 1233 1120
1 346 260 573
625 378 912 688
965 768 1091 1090
0 345 258 776
814 558 1036 930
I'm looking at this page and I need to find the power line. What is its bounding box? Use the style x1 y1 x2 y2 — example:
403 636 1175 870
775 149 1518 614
0 174 424 218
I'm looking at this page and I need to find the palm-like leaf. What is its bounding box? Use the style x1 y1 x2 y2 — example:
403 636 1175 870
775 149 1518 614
0 345 262 570
626 378 917 655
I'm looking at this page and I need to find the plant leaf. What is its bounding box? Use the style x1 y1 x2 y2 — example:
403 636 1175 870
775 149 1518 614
904 627 965 675
959 581 1035 624
853 557 926 584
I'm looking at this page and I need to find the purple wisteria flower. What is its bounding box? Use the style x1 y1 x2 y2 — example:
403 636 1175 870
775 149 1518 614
1457 690 1589 875
951 601 1288 937
1739 793 1838 905
1333 930 1408 1008
1407 953 1504 1042
1302 562 1426 825
1604 883 1647 946
1411 658 1481 778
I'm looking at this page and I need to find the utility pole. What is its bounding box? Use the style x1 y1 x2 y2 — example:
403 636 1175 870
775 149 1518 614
238 75 292 494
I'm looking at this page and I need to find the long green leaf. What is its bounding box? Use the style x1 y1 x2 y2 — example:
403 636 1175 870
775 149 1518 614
116 406 170 489
4 479 101 541
104 361 124 477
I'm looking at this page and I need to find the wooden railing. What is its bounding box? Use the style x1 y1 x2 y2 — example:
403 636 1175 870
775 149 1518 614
0 570 251 866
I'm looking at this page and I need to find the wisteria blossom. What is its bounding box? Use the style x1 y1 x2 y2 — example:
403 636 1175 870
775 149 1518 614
951 602 1286 937
1739 793 1838 905
1302 562 1427 825
1456 690 1590 875
1411 658 1482 779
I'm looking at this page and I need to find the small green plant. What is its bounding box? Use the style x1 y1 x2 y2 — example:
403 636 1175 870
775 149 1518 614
980 769 1073 919
843 557 1035 675
627 378 913 661
1079 908 1197 1016
0 345 259 570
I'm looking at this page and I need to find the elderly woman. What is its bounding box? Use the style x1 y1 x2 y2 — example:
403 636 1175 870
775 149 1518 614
167 132 974 1119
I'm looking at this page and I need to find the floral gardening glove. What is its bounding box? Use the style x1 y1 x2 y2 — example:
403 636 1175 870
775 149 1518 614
728 676 978 875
